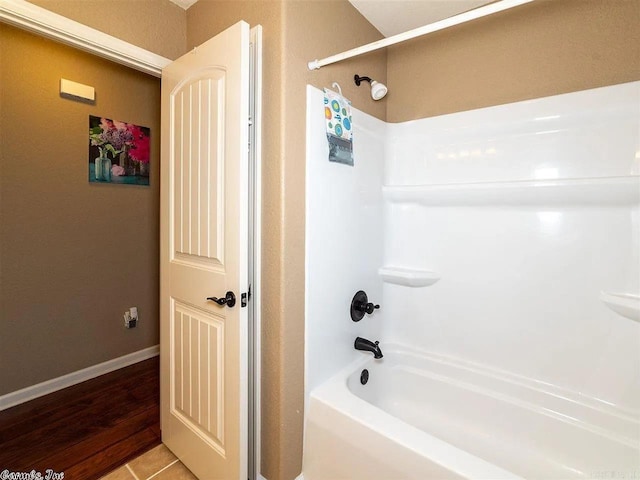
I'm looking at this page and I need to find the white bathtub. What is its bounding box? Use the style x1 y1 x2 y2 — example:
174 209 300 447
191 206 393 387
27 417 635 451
303 344 640 479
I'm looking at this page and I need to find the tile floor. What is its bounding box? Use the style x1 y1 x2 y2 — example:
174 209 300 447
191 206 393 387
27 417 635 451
100 444 196 480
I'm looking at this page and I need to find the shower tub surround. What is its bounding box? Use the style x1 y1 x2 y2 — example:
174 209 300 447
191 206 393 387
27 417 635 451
304 82 640 479
304 346 639 479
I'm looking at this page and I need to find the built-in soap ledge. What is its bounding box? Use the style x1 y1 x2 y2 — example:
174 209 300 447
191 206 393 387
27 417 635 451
379 266 440 287
383 176 640 206
600 292 640 323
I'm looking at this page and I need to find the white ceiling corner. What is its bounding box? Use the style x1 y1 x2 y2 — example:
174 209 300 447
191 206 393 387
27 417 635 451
348 0 494 37
169 0 199 10
168 0 494 36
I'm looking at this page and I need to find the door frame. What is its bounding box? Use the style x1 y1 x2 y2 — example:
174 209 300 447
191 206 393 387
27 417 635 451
0 0 169 76
0 2 263 478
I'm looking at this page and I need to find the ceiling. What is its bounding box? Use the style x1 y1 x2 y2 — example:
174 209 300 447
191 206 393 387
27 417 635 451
169 0 494 38
170 0 198 9
348 0 494 37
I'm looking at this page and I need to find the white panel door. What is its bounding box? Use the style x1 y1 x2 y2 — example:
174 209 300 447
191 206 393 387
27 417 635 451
160 21 249 480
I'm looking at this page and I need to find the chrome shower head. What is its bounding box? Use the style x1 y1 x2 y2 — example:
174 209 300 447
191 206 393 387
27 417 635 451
354 74 388 101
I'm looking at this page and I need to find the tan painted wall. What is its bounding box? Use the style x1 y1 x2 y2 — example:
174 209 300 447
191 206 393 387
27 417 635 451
187 2 385 479
0 24 161 394
28 0 187 60
1 2 384 478
5 0 637 478
278 2 385 479
11 1 633 478
285 1 387 121
386 0 640 122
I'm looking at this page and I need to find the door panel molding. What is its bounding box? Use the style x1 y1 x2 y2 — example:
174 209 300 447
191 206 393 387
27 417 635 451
171 299 225 454
170 69 227 267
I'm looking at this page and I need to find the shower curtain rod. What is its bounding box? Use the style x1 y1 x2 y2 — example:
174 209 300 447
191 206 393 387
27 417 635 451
307 0 533 71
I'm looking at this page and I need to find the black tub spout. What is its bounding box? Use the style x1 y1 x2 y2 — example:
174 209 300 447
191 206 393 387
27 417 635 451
354 337 383 359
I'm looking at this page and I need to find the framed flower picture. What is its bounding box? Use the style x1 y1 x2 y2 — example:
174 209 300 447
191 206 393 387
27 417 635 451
89 115 150 186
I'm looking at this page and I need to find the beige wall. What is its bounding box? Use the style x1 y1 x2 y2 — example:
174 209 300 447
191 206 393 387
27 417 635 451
285 1 387 121
187 2 384 479
386 0 640 122
0 24 161 394
28 0 187 60
0 2 385 478
278 2 385 479
7 1 634 479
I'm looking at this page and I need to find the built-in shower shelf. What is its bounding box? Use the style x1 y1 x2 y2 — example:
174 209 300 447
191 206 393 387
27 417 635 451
379 266 440 287
383 176 640 206
600 292 640 323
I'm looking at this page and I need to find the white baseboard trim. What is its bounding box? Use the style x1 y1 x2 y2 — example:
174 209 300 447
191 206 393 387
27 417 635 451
0 345 160 411
257 474 304 480
257 472 302 480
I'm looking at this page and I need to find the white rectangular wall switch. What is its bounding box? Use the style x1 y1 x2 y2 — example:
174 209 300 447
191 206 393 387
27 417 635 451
60 78 95 102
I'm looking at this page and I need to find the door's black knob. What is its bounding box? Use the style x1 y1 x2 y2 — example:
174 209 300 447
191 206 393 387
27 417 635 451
207 291 236 308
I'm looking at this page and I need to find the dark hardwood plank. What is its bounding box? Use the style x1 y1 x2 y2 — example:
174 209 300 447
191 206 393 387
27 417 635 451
0 360 158 442
0 357 160 479
1 375 156 467
0 359 156 422
28 406 160 473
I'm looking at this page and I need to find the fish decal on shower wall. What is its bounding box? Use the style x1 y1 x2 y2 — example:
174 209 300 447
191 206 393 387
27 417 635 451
324 88 353 166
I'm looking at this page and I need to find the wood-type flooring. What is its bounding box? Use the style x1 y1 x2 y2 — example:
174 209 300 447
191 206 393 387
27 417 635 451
0 357 160 479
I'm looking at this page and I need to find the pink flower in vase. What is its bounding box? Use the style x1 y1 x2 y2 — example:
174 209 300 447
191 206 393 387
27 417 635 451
99 117 114 131
113 120 128 131
127 124 150 163
111 164 126 176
